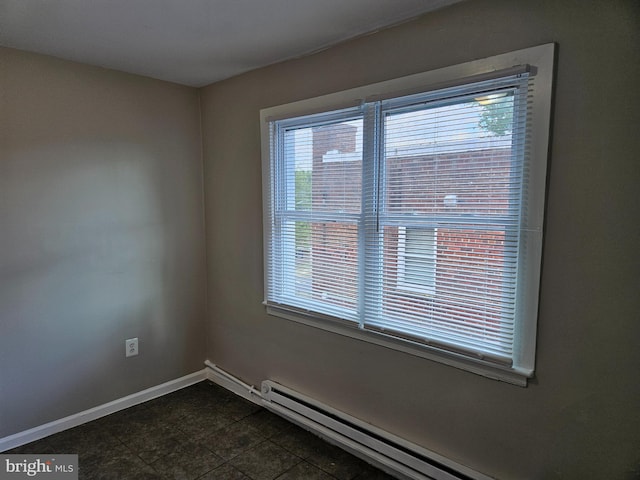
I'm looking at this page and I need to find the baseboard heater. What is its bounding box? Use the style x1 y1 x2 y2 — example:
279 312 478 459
261 381 492 480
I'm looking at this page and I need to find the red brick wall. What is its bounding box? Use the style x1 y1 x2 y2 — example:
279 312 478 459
311 123 361 213
385 149 512 216
308 223 359 310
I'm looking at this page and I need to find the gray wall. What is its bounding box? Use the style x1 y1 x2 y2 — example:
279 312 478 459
0 47 206 438
200 0 640 478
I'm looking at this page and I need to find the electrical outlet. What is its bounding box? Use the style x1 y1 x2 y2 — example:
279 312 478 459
126 338 138 357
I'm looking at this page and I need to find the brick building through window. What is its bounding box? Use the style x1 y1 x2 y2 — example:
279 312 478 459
307 121 512 342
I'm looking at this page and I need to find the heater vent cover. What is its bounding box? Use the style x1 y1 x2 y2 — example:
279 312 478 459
261 381 492 480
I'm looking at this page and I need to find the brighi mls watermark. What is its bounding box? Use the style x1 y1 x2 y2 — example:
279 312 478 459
0 455 77 479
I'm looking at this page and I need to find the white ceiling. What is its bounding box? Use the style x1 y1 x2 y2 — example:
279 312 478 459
0 0 462 87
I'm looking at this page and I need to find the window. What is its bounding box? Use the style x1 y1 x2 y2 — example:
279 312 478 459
261 44 554 385
397 227 437 296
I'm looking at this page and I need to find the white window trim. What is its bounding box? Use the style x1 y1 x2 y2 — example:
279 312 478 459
261 44 555 386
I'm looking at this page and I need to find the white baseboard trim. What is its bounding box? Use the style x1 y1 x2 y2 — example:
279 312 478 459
0 369 207 452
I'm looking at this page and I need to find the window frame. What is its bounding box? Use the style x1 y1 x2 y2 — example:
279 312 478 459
261 44 555 386
271 111 364 322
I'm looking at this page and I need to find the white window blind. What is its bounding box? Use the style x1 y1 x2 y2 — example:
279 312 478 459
262 44 554 383
268 110 364 321
362 78 528 365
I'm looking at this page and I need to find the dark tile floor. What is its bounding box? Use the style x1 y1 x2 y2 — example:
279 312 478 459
6 381 396 480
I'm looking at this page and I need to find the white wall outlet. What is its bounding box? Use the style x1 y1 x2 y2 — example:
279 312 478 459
125 338 138 357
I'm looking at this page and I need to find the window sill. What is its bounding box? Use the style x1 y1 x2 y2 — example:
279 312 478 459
265 302 532 387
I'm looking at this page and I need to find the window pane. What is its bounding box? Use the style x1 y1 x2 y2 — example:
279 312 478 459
393 227 436 294
280 220 359 317
283 119 363 214
293 220 312 298
383 93 516 217
309 221 359 313
405 227 435 257
381 225 436 310
381 226 436 319
378 224 514 356
435 227 513 318
431 226 514 355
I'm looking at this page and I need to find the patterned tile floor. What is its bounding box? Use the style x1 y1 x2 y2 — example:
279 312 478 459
6 381 396 479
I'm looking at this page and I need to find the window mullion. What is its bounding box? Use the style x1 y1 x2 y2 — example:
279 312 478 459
360 102 382 328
